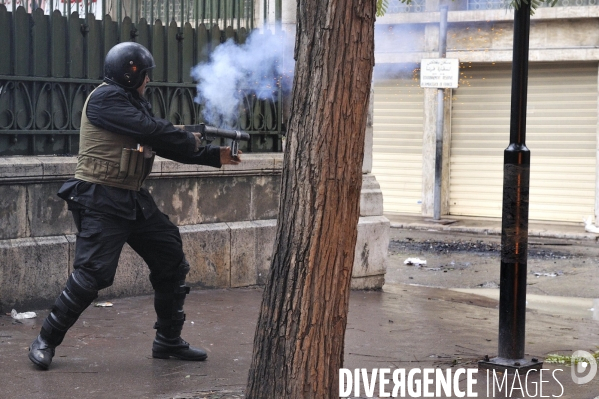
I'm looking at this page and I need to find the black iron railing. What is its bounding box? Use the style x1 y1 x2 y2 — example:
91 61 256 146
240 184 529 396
0 2 285 156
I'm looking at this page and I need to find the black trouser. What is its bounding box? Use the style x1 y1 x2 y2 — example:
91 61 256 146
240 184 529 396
73 207 188 291
40 207 190 346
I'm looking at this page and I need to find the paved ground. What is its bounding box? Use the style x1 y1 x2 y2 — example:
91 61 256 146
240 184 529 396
1 215 598 399
386 225 599 299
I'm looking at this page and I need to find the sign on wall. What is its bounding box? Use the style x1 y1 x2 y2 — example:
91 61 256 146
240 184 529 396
420 58 459 89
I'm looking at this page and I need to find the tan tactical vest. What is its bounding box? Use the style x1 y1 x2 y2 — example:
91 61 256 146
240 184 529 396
75 84 155 191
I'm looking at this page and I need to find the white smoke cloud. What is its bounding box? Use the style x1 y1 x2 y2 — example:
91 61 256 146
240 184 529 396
191 30 295 128
192 23 427 127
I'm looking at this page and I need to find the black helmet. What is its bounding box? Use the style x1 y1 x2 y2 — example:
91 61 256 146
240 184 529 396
104 42 156 89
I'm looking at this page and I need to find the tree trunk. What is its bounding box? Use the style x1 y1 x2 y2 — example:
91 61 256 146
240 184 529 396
245 1 376 398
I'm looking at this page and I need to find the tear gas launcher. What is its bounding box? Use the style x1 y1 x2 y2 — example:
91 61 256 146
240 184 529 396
182 124 250 157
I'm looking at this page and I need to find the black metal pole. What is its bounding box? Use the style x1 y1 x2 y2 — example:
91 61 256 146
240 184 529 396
479 0 542 372
499 0 531 361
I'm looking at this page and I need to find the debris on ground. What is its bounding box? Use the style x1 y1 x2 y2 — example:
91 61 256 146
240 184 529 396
477 281 499 289
404 257 427 266
390 238 579 260
391 239 501 255
533 271 563 278
10 309 36 320
94 301 114 307
583 216 599 234
545 350 599 366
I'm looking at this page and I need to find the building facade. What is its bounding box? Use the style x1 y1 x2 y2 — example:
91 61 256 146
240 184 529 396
373 0 599 223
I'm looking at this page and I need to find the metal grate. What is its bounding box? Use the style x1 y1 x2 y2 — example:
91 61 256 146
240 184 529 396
0 0 253 28
385 0 426 13
0 78 282 155
467 0 505 10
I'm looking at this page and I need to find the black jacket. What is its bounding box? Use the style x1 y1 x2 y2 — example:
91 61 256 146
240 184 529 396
59 83 222 220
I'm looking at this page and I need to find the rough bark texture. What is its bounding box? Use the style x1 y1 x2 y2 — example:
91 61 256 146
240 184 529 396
245 1 376 398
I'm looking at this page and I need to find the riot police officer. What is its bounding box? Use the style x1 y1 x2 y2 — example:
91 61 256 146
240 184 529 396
28 42 241 370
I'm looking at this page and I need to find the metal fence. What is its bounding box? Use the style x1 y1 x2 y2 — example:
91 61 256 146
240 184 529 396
0 0 253 27
0 1 284 156
385 0 426 13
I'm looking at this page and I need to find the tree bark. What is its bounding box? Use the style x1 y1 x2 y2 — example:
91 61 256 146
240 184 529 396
245 1 376 398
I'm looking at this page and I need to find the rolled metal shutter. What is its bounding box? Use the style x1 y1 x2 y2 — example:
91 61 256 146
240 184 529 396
372 75 424 214
450 62 597 222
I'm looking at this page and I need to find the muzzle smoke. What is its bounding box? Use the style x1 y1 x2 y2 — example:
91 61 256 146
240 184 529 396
191 29 295 128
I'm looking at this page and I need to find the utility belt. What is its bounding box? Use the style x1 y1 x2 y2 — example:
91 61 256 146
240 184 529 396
75 143 155 191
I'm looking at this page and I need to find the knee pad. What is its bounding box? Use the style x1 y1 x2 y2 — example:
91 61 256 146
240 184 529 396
175 258 190 281
67 272 99 303
151 258 190 293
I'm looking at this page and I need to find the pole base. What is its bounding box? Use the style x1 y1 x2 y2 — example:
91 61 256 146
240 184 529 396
424 218 457 225
478 356 543 373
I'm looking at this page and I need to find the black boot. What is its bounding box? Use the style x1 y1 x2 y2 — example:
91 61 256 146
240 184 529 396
29 272 98 370
152 275 206 361
152 332 207 361
28 335 56 370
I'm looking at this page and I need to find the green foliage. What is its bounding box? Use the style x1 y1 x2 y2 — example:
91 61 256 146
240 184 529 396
545 350 599 366
510 0 558 13
376 0 390 17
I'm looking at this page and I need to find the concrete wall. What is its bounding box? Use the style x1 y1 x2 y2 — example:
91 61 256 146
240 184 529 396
0 152 388 312
377 6 599 63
